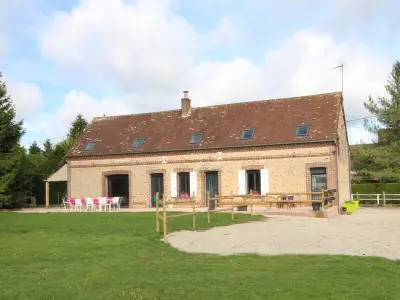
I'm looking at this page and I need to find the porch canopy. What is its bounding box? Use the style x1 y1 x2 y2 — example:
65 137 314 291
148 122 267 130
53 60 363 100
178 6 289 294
45 164 67 208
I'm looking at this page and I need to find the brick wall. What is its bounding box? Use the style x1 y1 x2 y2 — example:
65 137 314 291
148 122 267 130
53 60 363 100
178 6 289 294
68 143 341 208
337 106 351 205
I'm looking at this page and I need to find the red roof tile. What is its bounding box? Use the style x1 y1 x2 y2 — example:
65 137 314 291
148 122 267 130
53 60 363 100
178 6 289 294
67 92 342 157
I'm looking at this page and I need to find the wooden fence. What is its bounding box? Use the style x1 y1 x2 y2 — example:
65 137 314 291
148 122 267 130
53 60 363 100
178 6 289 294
155 192 196 243
155 190 337 241
207 190 337 223
351 193 400 205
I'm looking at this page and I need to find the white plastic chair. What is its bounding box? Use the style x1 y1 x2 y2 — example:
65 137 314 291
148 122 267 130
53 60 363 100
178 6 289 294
98 197 108 211
75 198 83 211
110 197 121 211
85 198 94 211
61 197 69 211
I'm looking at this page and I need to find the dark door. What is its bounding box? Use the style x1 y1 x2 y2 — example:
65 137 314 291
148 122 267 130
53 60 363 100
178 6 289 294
151 174 164 207
205 172 219 210
107 174 129 207
310 168 327 210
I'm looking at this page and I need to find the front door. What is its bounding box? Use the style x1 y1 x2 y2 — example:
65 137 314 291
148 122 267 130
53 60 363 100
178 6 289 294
151 174 164 207
310 167 327 210
205 172 219 210
107 174 129 207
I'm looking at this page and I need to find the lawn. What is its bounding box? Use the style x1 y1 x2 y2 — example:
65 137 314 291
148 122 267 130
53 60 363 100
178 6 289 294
0 212 399 300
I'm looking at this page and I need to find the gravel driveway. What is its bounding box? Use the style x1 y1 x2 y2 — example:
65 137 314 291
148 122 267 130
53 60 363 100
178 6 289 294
167 208 400 260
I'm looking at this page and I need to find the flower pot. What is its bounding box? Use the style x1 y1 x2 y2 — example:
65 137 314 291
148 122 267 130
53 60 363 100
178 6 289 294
343 200 359 213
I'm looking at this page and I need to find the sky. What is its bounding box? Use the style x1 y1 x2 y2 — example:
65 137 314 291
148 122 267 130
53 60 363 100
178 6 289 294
1 0 399 148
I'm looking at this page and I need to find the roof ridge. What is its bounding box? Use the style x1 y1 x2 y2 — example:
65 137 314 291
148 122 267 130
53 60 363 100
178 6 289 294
92 91 342 122
192 91 342 111
93 108 181 122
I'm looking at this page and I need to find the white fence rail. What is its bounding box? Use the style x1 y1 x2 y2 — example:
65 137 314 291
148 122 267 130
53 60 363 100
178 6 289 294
351 192 400 205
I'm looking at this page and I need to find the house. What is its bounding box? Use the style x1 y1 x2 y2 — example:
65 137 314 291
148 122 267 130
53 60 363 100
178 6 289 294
65 91 350 208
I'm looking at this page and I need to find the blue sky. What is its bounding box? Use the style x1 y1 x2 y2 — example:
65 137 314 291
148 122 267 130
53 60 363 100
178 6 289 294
1 0 399 148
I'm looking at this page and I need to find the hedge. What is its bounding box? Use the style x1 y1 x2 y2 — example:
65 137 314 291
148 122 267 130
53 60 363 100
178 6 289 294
352 183 400 194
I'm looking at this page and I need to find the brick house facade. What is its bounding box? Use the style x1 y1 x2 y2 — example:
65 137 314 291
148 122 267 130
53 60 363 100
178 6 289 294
66 92 351 208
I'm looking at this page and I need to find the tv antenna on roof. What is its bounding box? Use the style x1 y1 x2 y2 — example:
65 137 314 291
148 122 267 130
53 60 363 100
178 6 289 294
332 64 344 94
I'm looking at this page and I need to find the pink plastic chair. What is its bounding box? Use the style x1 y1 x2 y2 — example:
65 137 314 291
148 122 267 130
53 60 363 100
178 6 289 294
79 198 86 211
69 198 76 212
93 198 99 210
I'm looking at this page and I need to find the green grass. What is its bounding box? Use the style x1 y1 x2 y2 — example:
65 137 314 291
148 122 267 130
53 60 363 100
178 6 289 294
0 212 399 300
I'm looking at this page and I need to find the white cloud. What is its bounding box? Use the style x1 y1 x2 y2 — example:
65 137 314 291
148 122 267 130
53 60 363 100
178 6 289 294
24 91 137 139
36 0 391 144
331 0 392 18
348 126 376 144
8 82 43 120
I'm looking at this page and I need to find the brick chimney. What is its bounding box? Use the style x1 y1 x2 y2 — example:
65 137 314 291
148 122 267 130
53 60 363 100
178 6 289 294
181 90 191 117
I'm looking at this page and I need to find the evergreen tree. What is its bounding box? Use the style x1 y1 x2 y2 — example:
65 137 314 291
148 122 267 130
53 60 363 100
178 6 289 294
28 141 42 155
364 60 400 145
43 139 53 157
68 114 88 141
0 72 31 207
351 60 400 183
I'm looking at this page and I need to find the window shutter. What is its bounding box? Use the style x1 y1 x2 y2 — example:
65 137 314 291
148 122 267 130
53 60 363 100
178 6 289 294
261 168 269 195
170 173 177 197
190 172 198 197
238 170 246 195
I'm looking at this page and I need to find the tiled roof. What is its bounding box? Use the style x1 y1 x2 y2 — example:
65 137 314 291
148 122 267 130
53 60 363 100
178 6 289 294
67 92 342 157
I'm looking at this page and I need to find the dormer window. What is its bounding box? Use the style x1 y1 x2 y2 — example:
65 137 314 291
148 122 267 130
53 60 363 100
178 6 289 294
132 138 146 148
296 125 310 136
83 142 97 151
240 129 255 140
189 133 203 144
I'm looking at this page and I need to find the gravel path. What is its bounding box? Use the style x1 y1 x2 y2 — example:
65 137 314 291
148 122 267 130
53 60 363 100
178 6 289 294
167 208 400 260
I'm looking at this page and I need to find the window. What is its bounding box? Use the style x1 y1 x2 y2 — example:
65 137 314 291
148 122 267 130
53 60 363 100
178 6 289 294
296 125 310 136
83 142 97 151
240 129 255 140
246 170 260 194
310 167 327 209
132 138 146 148
189 133 203 144
178 172 190 196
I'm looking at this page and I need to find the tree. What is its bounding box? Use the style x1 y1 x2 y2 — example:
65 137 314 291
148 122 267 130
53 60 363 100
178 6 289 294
364 60 400 145
351 144 400 183
68 114 88 141
28 141 42 155
0 72 32 208
43 139 53 157
351 60 400 183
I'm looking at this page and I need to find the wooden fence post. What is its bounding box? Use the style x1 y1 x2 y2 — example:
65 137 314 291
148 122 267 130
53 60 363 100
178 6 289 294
377 193 380 206
207 191 211 224
192 193 196 230
163 194 167 242
156 192 160 232
383 191 386 206
45 181 50 209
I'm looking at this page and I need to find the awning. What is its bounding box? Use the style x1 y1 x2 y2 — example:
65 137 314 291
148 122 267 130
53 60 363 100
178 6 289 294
46 164 67 182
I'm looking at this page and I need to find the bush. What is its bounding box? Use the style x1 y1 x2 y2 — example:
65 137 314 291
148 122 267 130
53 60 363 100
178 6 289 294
352 183 400 194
